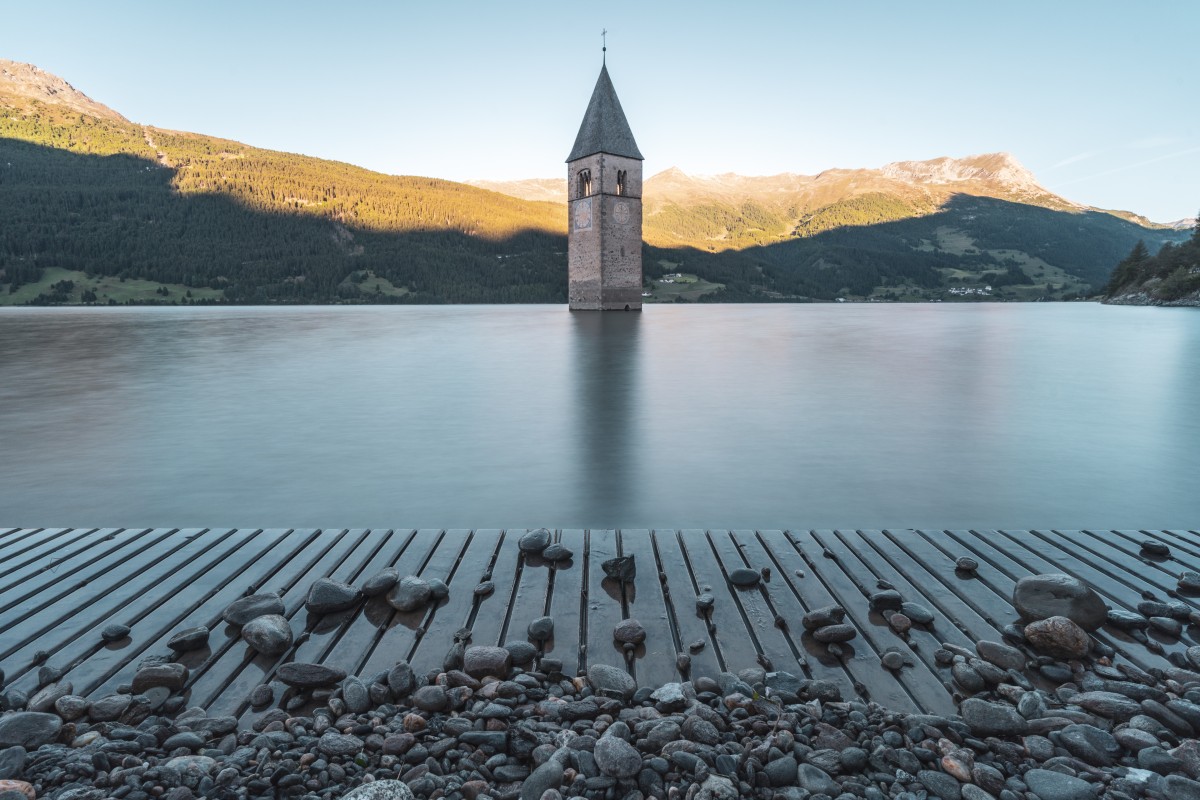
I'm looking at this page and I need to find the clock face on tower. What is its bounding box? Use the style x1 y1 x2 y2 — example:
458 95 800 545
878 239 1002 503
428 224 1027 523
613 200 630 225
574 198 592 230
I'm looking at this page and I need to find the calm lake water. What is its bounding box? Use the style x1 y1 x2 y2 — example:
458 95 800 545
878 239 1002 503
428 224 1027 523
1 303 1197 530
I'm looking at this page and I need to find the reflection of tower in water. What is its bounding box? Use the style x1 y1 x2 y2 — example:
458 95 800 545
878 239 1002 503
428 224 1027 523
570 312 642 525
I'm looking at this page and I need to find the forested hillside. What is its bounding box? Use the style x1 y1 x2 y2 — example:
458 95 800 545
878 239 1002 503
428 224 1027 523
1103 222 1200 306
1 59 1191 305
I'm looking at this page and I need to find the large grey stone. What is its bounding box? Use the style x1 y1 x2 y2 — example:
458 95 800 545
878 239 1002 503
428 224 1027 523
223 594 285 626
241 614 292 656
318 731 364 757
338 780 415 800
975 640 1025 671
587 663 636 701
361 568 399 597
0 713 61 749
797 764 837 795
132 663 187 693
595 733 642 778
463 646 511 679
1058 724 1121 766
1023 768 1096 800
519 759 563 800
88 694 131 721
1069 691 1141 721
1024 616 1090 659
613 618 646 645
386 661 416 697
305 578 360 614
26 681 72 713
960 698 1028 736
167 626 210 652
1013 574 1107 631
518 528 551 554
276 662 346 688
386 576 431 612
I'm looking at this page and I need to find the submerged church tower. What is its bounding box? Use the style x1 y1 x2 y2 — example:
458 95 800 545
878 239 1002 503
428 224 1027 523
567 63 643 310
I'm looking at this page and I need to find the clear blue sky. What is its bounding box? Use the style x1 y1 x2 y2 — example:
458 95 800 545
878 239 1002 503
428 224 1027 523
3 1 1197 221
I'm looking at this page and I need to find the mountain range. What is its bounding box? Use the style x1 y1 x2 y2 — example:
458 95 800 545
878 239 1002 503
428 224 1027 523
0 58 1191 305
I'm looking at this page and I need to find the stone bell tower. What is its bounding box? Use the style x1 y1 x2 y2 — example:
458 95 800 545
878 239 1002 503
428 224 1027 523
566 62 643 311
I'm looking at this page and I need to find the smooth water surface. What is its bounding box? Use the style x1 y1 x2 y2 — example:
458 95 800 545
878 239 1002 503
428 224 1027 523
1 303 1197 529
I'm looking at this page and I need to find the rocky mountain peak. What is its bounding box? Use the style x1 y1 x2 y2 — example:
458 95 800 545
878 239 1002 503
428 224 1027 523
879 152 1046 194
0 59 126 122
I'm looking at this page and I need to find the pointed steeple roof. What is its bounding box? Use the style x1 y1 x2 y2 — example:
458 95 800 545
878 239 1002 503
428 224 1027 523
566 65 643 162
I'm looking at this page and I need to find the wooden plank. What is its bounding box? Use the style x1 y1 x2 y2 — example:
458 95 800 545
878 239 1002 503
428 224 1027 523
1135 529 1200 564
584 529 627 671
0 528 115 591
0 527 27 546
352 529 454 682
619 529 677 687
408 529 503 676
708 530 803 677
83 528 297 698
648 530 722 680
676 529 761 676
929 529 1168 673
1107 529 1200 577
499 531 555 651
199 527 381 714
735 531 857 699
400 528 473 662
467 530 526 654
848 530 1009 647
181 528 352 708
0 528 166 615
1055 530 1200 612
0 528 86 581
789 530 950 714
0 527 228 672
544 529 587 677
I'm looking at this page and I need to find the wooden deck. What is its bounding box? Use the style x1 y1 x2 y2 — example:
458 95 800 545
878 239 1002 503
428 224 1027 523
1 527 1198 719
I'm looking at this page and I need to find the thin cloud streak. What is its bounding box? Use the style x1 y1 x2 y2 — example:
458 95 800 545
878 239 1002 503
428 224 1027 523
1051 150 1102 169
1129 135 1184 149
1049 147 1200 189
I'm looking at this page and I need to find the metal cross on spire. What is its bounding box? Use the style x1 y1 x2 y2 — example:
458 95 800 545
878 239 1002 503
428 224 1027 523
602 28 607 64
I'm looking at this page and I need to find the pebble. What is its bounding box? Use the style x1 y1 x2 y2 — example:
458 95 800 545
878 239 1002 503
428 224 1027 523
518 528 552 553
728 568 760 587
361 567 400 596
881 650 905 670
601 555 636 581
305 577 360 614
594 733 642 777
613 618 647 644
1179 571 1200 592
901 600 935 624
100 623 130 642
462 645 511 679
695 593 715 611
387 575 432 612
241 613 292 655
813 623 856 643
1141 539 1171 556
542 542 573 561
528 616 554 642
587 663 636 701
474 581 495 596
956 556 979 572
222 593 284 625
1013 573 1107 630
1024 615 1091 659
802 604 845 630
167 625 210 651
276 662 346 688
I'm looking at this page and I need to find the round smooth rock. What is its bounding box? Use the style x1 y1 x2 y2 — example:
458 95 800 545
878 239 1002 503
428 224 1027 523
223 593 285 626
474 581 495 596
360 568 399 597
900 601 935 625
276 662 346 688
887 613 912 633
1013 573 1107 630
542 543 573 561
695 593 715 612
411 685 448 712
100 623 130 642
1024 615 1090 659
956 556 979 572
87 694 131 721
881 651 905 670
167 626 210 652
387 576 432 612
1023 768 1094 800
868 590 903 611
427 578 449 601
131 662 187 693
518 528 551 554
1150 616 1182 637
587 663 636 701
594 733 642 778
813 623 856 643
528 616 554 642
318 731 363 757
305 577 360 614
339 781 416 800
728 568 760 587
1141 540 1170 556
248 684 273 707
1179 571 1200 592
976 640 1026 671
613 618 647 645
504 640 537 665
386 661 416 697
802 604 846 630
342 676 370 714
241 614 292 656
0 713 61 749
462 645 511 679
960 698 1028 736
